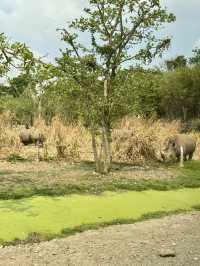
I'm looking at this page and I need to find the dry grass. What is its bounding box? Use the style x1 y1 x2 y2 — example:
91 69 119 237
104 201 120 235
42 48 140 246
47 116 91 161
0 112 21 154
0 112 199 163
112 117 182 163
0 114 91 161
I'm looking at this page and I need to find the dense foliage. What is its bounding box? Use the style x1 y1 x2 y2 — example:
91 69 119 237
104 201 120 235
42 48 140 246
1 48 200 124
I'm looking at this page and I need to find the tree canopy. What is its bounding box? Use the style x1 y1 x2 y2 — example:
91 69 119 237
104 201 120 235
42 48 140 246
56 0 175 173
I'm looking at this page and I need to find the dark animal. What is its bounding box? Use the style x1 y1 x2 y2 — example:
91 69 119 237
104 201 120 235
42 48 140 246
19 129 45 147
161 134 196 167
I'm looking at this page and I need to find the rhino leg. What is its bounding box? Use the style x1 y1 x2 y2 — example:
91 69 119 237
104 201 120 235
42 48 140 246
188 152 194 160
180 146 184 167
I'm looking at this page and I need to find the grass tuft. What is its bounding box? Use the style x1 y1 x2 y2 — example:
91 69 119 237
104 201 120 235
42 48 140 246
7 153 27 163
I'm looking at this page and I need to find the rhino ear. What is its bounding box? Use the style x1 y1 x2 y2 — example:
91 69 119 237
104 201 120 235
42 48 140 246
172 142 176 147
172 141 179 152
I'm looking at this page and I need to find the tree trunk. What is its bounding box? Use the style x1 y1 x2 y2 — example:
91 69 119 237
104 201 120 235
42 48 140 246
101 76 112 174
91 128 102 173
101 121 112 174
38 97 42 119
182 107 187 121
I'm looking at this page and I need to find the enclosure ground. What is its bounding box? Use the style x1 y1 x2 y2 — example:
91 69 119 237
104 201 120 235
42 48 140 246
0 159 176 185
0 159 200 199
0 212 199 266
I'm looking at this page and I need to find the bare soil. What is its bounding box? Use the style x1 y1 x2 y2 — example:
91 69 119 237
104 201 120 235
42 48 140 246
0 212 199 266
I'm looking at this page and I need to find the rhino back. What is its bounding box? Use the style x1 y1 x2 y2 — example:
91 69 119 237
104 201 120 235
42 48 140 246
19 131 32 144
175 135 196 154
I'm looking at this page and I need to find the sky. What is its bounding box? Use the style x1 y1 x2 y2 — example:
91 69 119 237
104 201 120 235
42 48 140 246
0 0 200 67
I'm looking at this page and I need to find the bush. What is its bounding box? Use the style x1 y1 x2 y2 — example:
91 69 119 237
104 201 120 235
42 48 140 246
0 96 36 125
159 66 200 120
182 119 200 133
190 119 200 132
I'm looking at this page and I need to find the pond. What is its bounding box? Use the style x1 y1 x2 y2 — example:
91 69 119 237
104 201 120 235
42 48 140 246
0 188 199 242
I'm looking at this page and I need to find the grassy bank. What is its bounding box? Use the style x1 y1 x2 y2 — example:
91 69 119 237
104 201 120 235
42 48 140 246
0 160 200 200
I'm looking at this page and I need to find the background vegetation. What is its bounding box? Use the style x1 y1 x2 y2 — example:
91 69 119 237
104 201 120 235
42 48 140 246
1 1 200 172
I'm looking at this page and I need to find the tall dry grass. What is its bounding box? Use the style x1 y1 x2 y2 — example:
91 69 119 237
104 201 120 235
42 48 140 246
0 112 21 154
0 113 91 161
112 117 182 163
0 112 199 162
45 116 91 161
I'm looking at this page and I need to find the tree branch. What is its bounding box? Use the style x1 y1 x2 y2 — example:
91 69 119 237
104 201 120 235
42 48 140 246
58 28 81 61
110 1 125 37
97 2 110 37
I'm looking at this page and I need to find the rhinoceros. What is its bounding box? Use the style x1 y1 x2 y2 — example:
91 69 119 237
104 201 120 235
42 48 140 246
161 134 196 167
19 129 45 147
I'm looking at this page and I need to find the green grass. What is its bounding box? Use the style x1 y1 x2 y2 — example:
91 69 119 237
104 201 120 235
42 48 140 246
7 153 28 162
0 188 199 245
0 160 200 200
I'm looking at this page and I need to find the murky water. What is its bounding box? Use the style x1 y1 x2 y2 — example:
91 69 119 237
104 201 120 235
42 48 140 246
0 188 199 242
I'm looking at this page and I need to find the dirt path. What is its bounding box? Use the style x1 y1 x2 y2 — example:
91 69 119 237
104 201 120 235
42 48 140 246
0 212 199 266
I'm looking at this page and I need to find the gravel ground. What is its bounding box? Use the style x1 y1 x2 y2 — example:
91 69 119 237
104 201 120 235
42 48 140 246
0 212 199 266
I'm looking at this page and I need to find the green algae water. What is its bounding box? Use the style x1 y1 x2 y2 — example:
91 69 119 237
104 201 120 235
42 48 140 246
0 188 200 242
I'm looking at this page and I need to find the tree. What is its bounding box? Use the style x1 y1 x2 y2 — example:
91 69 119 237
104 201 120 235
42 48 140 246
0 33 57 124
0 95 36 125
122 67 162 117
0 33 34 77
0 84 10 97
165 55 187 71
189 48 200 66
57 0 175 173
159 66 200 120
6 74 30 97
29 63 57 119
41 79 80 124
